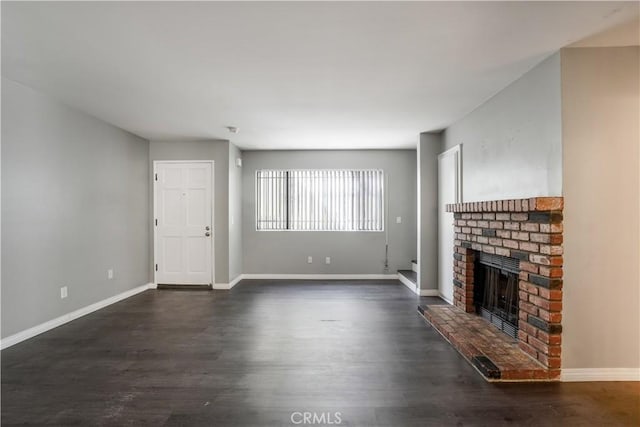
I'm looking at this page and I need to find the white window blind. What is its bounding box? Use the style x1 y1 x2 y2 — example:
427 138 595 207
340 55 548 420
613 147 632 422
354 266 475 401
256 169 384 231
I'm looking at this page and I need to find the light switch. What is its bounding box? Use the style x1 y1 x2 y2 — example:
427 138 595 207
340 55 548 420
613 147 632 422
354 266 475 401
396 216 402 224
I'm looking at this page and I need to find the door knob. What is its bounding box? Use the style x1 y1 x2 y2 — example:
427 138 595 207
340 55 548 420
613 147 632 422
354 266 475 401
205 232 211 237
205 226 210 231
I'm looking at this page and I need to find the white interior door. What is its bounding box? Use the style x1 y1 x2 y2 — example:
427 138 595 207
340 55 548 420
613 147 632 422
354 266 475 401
155 162 213 285
438 146 461 304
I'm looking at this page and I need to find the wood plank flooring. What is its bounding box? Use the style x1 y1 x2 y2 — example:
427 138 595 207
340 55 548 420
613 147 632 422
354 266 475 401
2 280 639 426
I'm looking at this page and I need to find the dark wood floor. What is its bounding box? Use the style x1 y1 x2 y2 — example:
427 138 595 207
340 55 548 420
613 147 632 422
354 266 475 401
2 280 639 426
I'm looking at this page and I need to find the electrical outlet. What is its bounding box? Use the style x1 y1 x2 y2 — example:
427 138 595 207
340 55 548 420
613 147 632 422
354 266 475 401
60 286 68 299
307 256 313 264
107 269 114 280
396 216 402 224
325 257 331 265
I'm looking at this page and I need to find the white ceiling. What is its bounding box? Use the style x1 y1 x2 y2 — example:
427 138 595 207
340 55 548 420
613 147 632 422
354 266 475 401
2 1 638 150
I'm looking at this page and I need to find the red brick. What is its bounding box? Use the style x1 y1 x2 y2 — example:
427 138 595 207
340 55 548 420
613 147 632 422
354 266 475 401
548 369 561 380
519 342 538 359
531 233 551 244
540 245 563 255
511 213 528 221
529 336 549 354
489 221 503 229
538 353 561 369
519 321 538 336
496 213 510 220
519 281 539 295
482 213 495 220
538 331 561 345
518 330 529 342
496 230 511 238
529 295 550 310
518 290 529 301
520 301 539 316
548 301 563 312
539 266 563 278
495 247 510 257
512 231 529 241
547 345 561 357
520 261 539 274
482 246 495 254
538 308 550 321
519 242 539 252
533 197 563 211
521 223 540 232
548 312 562 323
503 239 519 249
488 237 503 246
540 223 563 233
504 222 520 230
518 271 529 281
550 234 563 244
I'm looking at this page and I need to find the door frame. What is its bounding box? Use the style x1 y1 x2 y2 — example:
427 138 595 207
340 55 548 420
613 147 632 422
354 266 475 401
437 145 462 204
437 145 462 303
153 160 215 286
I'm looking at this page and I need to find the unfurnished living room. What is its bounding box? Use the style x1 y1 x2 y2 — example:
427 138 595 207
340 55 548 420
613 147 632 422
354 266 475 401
1 1 639 426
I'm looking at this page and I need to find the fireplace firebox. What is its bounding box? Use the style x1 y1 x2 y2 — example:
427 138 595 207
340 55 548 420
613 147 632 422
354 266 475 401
473 252 520 339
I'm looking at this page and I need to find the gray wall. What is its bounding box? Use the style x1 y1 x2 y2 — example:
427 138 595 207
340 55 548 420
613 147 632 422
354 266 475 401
242 150 417 274
443 53 562 202
1 78 150 338
149 140 230 284
561 47 639 370
228 143 243 281
417 133 442 290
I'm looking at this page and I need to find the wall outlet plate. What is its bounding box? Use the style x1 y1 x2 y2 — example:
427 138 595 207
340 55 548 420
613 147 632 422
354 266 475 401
60 286 68 299
107 269 114 280
325 257 331 264
307 256 313 264
396 216 402 224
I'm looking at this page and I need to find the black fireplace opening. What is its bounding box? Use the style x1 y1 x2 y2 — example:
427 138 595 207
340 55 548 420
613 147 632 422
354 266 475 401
473 252 520 339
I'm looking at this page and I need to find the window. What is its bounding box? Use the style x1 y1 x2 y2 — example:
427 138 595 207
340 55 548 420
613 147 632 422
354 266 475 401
256 169 384 231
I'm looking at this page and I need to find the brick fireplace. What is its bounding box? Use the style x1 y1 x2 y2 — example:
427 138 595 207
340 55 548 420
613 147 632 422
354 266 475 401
450 197 563 378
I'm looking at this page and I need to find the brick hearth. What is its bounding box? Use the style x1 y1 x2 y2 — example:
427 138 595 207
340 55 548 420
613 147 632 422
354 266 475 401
429 197 563 381
418 305 553 381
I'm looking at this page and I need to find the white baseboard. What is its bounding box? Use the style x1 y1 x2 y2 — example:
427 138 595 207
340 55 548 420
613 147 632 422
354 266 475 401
212 274 243 290
1 283 154 350
241 274 399 280
561 368 640 382
419 289 440 297
398 273 418 294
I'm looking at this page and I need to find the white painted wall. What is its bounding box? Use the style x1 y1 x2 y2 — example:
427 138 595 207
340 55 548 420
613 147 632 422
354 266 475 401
561 46 640 373
442 53 562 202
1 78 150 338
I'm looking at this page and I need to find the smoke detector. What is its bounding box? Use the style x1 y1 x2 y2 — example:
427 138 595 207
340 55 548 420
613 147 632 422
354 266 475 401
226 126 239 134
